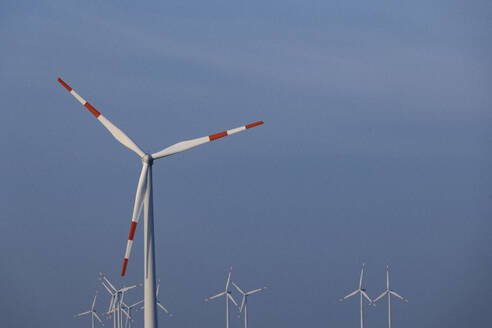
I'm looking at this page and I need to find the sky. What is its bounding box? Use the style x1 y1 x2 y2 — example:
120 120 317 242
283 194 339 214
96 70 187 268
1 1 491 327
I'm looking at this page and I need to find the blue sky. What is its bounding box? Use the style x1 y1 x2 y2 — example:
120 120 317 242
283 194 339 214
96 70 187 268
1 1 491 327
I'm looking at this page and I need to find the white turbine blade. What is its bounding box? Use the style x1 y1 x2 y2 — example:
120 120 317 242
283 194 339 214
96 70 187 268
239 296 246 313
246 287 267 295
226 266 232 290
228 293 239 307
121 164 149 276
99 280 113 296
361 290 373 304
91 292 98 310
94 312 103 324
151 121 264 159
157 302 172 316
74 310 91 318
129 299 144 309
359 262 365 289
120 283 143 293
57 78 145 158
121 308 131 320
99 273 117 292
205 291 226 302
373 290 388 303
231 281 245 295
156 279 161 297
390 290 408 302
386 265 390 289
339 289 359 302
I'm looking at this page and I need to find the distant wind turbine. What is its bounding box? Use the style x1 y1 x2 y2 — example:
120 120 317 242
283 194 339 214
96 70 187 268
339 263 373 328
373 265 408 328
74 290 104 328
205 266 239 328
231 281 267 328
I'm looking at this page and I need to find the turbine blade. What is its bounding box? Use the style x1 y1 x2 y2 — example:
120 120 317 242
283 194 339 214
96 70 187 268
386 265 390 289
339 289 359 302
91 292 98 310
205 291 226 302
226 266 232 290
359 262 365 289
122 164 149 276
151 121 264 159
157 302 172 316
129 299 144 309
99 273 117 292
246 287 267 295
373 290 388 303
239 296 246 313
94 312 103 324
361 290 373 304
57 78 145 158
74 311 91 318
228 293 239 307
156 279 161 297
120 283 143 292
390 290 408 302
231 281 245 295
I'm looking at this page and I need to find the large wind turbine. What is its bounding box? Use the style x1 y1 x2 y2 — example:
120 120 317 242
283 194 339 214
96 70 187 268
338 263 373 328
373 265 408 328
74 291 104 328
205 267 239 328
231 281 267 328
57 77 263 328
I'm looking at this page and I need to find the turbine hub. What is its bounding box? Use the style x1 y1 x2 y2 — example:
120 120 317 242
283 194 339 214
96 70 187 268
142 154 153 165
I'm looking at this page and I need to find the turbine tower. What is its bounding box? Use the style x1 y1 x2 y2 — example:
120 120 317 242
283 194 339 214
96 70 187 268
231 281 267 328
205 266 239 328
74 291 104 328
57 77 263 328
338 263 373 328
373 265 408 328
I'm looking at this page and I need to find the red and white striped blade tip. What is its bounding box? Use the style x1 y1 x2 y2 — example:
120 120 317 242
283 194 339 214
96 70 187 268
121 259 128 276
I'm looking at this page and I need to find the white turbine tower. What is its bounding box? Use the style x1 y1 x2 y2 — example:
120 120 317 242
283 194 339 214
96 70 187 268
58 77 263 328
205 266 239 328
231 281 267 328
339 263 373 328
74 291 104 328
373 265 408 328
139 279 173 317
99 272 142 328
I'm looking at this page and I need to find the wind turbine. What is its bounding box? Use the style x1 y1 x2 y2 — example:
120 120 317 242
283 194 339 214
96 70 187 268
231 281 267 328
99 272 141 328
373 265 408 328
205 266 239 328
121 299 143 328
338 263 373 328
74 291 104 328
57 77 263 328
139 279 173 317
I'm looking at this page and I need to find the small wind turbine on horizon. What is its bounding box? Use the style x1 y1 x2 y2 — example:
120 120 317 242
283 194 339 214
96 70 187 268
139 279 173 317
373 265 408 328
205 266 239 328
57 77 263 328
231 281 267 328
339 263 373 328
99 272 141 328
74 290 104 328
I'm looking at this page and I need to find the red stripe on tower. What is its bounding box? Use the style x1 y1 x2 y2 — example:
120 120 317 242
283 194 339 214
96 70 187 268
245 121 264 129
57 78 72 92
209 131 228 141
